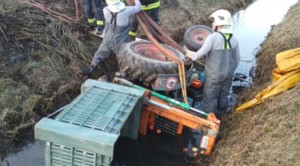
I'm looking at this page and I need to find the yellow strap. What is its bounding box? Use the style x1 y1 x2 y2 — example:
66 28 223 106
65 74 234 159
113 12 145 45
142 1 160 10
225 34 230 49
180 62 188 103
88 18 96 24
129 31 137 36
96 20 104 26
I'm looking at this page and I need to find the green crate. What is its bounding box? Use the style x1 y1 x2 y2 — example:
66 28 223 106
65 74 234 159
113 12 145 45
45 142 111 166
35 79 144 166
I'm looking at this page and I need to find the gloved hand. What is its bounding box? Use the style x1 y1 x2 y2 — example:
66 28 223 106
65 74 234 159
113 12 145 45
82 65 94 77
185 50 196 60
183 57 192 65
82 66 91 76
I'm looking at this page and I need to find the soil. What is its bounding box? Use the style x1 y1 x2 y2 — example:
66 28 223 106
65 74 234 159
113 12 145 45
1 0 299 165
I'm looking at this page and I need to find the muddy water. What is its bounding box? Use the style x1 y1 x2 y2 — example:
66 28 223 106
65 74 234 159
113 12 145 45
1 0 298 165
2 140 44 166
111 129 191 166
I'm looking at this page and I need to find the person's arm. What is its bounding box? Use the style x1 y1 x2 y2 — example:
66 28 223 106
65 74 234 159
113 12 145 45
192 35 213 60
186 34 213 61
127 0 142 14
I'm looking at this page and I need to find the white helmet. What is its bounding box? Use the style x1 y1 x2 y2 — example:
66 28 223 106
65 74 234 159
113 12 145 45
106 0 120 5
106 0 125 12
209 9 233 33
209 9 232 26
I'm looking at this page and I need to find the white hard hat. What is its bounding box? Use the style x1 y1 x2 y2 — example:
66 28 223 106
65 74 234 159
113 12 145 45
209 9 232 26
106 0 120 5
106 0 125 12
209 9 233 33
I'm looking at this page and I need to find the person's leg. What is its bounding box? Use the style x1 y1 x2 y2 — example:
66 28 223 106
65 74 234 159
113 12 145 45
203 78 221 115
83 0 96 29
91 44 111 68
83 43 111 77
147 7 160 25
128 15 139 41
92 0 105 34
145 8 163 43
217 76 233 115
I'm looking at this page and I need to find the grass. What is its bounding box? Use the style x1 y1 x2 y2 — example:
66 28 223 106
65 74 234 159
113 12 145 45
0 0 19 13
0 79 15 94
0 0 97 151
156 0 251 43
0 79 30 110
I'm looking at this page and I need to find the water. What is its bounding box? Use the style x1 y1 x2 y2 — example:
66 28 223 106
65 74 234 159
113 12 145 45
1 0 298 165
111 130 191 166
1 140 45 166
232 0 298 87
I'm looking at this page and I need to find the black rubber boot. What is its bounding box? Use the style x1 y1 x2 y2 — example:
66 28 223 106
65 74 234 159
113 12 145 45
96 26 104 35
127 35 136 42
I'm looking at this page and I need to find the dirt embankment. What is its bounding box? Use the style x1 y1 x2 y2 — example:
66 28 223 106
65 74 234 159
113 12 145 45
0 0 252 161
205 1 300 166
0 0 98 155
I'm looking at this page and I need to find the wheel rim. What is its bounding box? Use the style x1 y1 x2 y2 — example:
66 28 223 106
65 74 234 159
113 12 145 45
191 29 212 45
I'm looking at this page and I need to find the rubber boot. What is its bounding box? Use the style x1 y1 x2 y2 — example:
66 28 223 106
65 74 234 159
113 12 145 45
128 35 136 42
96 26 104 35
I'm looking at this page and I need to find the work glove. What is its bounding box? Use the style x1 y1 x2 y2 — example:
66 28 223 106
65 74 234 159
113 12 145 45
82 65 94 77
185 50 197 60
183 57 192 65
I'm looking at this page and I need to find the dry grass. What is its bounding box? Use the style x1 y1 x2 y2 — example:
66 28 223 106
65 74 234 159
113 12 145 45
207 85 300 166
0 79 30 111
0 0 98 151
156 0 252 43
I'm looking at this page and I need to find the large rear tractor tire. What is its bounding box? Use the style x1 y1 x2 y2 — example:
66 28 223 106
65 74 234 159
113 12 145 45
117 41 185 83
184 25 213 51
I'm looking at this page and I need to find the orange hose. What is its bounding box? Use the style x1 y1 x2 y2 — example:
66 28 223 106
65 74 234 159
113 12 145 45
137 15 188 102
140 11 186 54
126 0 188 103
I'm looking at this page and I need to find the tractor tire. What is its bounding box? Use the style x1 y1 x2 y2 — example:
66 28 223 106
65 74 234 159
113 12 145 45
117 41 185 83
184 25 213 51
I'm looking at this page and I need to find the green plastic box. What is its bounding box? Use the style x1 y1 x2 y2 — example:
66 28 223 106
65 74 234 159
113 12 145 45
35 79 144 166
